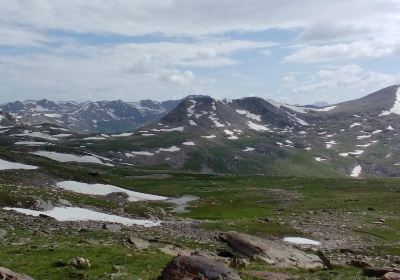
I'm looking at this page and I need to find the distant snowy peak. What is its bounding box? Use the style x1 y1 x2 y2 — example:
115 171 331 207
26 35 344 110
0 99 180 133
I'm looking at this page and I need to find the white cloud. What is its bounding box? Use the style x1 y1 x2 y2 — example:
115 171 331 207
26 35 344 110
161 70 194 86
0 39 268 101
284 37 400 63
280 64 400 103
1 1 398 38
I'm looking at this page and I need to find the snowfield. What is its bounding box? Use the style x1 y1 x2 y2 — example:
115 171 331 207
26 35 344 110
3 207 160 227
32 151 110 165
56 181 166 202
351 165 362 177
182 141 195 146
236 109 261 121
380 86 400 116
242 147 255 152
247 121 270 132
14 130 58 141
202 135 216 139
0 159 38 170
283 237 321 246
15 141 50 146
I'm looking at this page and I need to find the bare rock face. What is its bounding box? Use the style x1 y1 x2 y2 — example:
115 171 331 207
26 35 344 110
126 236 150 250
382 272 400 280
157 255 241 280
0 267 35 280
219 231 322 269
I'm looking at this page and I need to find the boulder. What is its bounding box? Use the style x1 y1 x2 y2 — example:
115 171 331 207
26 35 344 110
69 257 91 270
126 236 150 250
219 231 322 269
158 255 241 280
0 229 7 239
102 223 122 232
0 267 35 280
363 267 394 278
382 272 400 280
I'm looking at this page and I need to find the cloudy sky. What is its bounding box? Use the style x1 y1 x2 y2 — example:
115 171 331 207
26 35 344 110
1 0 400 104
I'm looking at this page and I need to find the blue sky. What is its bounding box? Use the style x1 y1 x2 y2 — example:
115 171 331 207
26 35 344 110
0 0 399 104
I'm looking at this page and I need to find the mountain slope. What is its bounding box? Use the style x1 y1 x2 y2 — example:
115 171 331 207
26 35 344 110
0 99 180 133
1 85 400 177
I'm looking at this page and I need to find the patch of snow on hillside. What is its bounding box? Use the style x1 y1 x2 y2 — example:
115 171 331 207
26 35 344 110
15 141 49 146
350 122 361 128
325 140 337 149
387 125 394 130
183 141 195 146
54 134 72 138
309 105 336 112
0 159 38 170
339 153 349 157
283 237 320 246
202 135 216 139
208 114 225 127
189 119 197 126
186 100 196 117
56 181 166 202
156 146 180 153
127 151 154 156
380 87 400 116
236 109 261 121
142 133 155 136
111 132 133 137
3 207 160 227
15 130 58 141
44 113 62 118
357 135 371 140
228 135 238 140
315 157 326 162
372 130 382 134
247 121 270 132
83 136 106 140
152 127 184 132
350 165 362 177
242 147 255 152
32 151 109 165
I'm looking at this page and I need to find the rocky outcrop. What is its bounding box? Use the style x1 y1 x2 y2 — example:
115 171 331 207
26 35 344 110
219 231 322 269
157 255 241 280
0 267 35 280
382 272 400 280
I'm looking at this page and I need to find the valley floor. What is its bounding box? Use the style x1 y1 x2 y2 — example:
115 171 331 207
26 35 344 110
1 163 400 279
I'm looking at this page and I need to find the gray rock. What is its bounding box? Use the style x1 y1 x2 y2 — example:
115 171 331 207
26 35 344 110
382 272 400 280
102 223 122 232
69 257 91 269
0 267 35 280
0 228 7 239
157 255 241 280
219 231 322 269
126 236 150 250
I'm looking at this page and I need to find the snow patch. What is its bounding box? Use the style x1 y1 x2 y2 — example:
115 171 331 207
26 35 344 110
283 237 320 246
32 151 110 165
236 109 261 121
3 207 160 227
0 159 38 170
247 121 270 132
350 165 362 177
56 181 166 202
380 87 400 116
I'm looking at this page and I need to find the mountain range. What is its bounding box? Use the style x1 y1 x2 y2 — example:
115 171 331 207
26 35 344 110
1 85 400 177
0 99 180 133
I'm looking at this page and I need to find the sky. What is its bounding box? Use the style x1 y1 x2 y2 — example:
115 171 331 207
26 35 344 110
0 0 400 105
